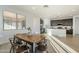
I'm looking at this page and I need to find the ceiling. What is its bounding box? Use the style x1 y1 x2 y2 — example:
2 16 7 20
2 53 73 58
2 5 79 20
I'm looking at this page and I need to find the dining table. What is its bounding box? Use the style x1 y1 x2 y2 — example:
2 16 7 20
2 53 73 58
14 33 45 53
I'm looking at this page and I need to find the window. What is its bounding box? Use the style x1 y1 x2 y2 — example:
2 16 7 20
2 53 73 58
3 11 26 30
17 14 26 29
3 11 16 30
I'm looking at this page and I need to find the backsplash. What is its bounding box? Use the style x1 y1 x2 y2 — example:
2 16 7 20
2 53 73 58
50 19 72 26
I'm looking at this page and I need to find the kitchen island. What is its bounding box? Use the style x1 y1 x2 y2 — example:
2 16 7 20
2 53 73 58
46 29 66 37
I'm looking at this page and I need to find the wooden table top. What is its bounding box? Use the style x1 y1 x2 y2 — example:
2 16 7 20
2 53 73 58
15 34 45 43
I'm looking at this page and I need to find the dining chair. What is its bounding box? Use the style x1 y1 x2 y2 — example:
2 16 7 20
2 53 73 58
9 38 16 53
16 45 29 53
10 37 23 47
35 45 48 53
15 39 23 46
36 39 48 53
37 38 47 46
9 38 30 53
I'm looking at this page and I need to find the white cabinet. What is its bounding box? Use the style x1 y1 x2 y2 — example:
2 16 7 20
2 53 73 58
47 29 66 37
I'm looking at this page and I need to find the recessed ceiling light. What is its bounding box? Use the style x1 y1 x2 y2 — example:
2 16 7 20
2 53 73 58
43 5 48 7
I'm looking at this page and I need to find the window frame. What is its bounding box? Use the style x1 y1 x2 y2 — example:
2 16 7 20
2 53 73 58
16 14 26 30
3 10 26 30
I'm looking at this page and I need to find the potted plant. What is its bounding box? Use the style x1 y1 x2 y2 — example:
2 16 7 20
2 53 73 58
27 27 32 34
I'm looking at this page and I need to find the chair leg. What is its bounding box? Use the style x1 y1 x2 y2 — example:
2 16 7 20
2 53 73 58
13 47 16 53
10 46 15 53
10 46 12 53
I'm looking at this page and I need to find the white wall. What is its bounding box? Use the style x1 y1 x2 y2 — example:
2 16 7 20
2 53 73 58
26 15 40 34
0 6 40 44
0 9 3 31
32 17 40 34
73 16 79 36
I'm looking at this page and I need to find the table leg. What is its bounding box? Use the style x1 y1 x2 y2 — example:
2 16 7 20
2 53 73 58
13 47 16 53
32 43 36 53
